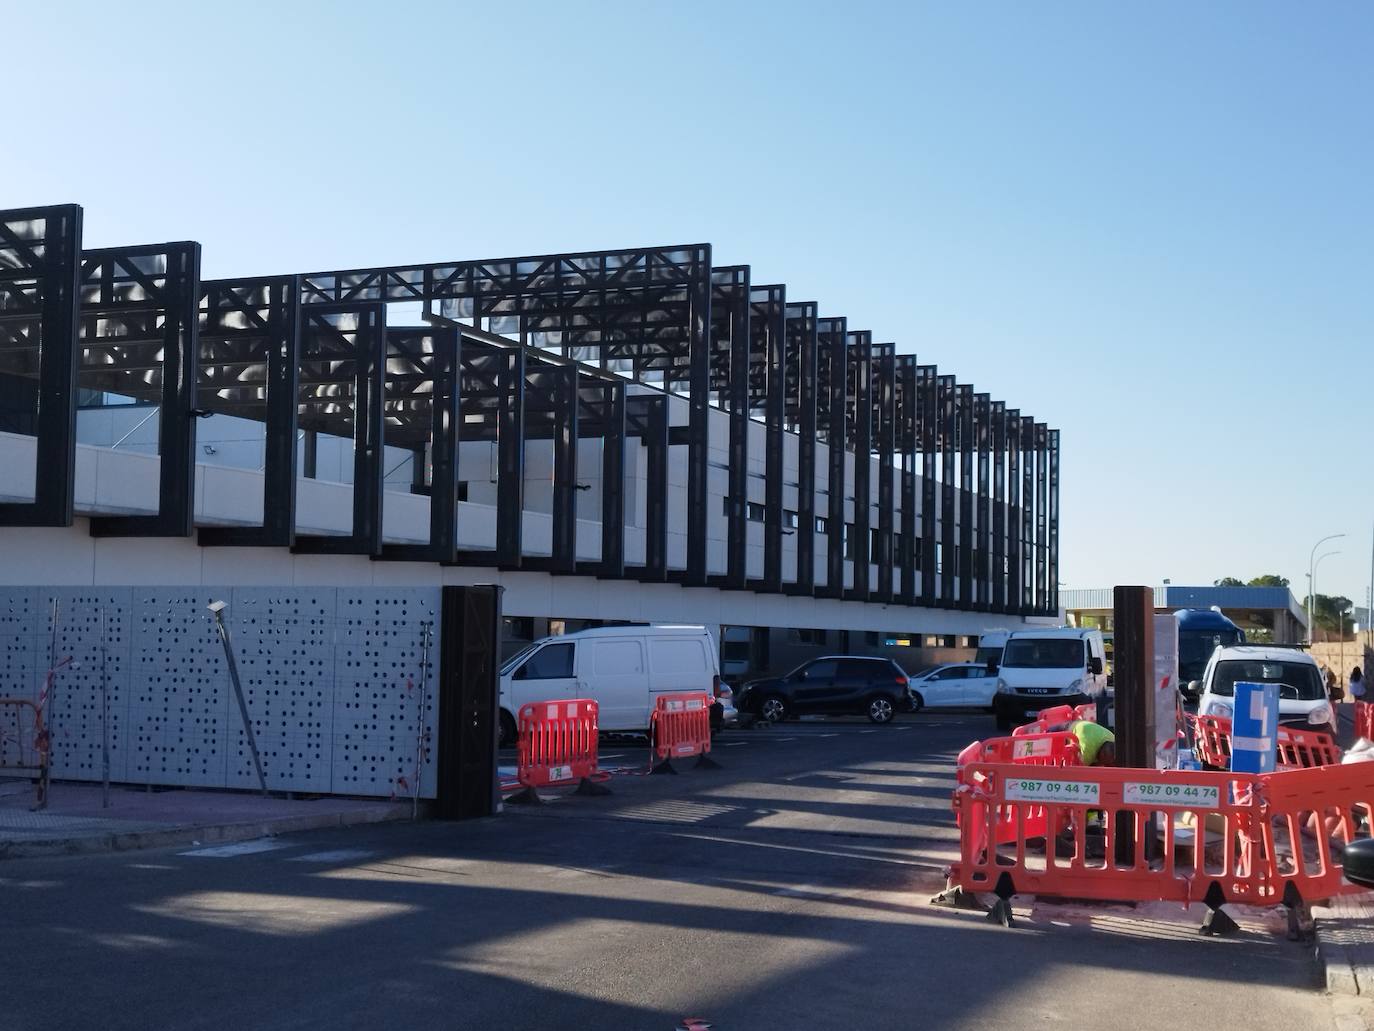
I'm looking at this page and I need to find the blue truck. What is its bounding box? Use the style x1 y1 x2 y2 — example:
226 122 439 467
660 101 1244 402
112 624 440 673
1175 607 1246 702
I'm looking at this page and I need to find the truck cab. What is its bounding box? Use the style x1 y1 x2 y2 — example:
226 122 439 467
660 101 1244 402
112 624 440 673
1176 608 1246 703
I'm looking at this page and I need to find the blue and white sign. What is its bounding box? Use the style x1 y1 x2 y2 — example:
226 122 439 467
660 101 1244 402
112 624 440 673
1230 680 1279 774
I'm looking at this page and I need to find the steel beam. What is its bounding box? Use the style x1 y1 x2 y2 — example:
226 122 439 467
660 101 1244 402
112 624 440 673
874 347 896 604
919 365 938 608
847 332 873 601
754 285 785 592
713 267 750 589
600 382 626 578
1007 409 1023 614
897 357 918 607
1048 427 1061 615
788 302 818 595
1035 421 1049 615
822 317 847 598
550 363 579 572
1021 415 1036 613
992 401 1007 613
938 375 956 607
975 393 991 612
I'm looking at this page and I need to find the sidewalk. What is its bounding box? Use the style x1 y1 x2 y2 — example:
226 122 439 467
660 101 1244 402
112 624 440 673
1317 893 1374 996
0 780 415 859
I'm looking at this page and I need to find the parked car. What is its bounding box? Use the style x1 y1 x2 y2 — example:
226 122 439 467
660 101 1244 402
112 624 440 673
734 656 910 724
498 625 721 746
1196 645 1335 735
906 662 999 711
992 627 1109 730
713 682 739 732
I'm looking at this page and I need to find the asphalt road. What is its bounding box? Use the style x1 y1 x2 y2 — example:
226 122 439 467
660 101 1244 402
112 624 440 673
1 712 1362 1031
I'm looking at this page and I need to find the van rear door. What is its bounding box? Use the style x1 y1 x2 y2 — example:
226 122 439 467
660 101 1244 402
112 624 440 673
647 635 713 724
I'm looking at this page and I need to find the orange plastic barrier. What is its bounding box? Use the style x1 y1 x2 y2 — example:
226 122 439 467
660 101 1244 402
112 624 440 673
956 732 1082 858
1012 702 1098 738
1189 714 1340 770
948 759 1373 931
510 698 603 801
1356 701 1374 741
650 692 715 772
0 699 48 807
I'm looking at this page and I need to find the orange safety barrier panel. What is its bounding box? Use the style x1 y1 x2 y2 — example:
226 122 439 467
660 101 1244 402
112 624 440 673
650 692 716 773
1356 701 1374 742
1012 702 1098 738
0 699 48 808
957 732 1083 859
507 698 606 803
1189 714 1340 771
946 759 1374 932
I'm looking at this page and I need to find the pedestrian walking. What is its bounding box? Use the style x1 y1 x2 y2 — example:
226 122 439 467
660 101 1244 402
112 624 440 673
1350 666 1365 700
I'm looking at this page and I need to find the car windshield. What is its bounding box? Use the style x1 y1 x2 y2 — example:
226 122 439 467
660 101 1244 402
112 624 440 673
1002 639 1085 669
1209 659 1325 701
974 646 1003 666
500 643 541 676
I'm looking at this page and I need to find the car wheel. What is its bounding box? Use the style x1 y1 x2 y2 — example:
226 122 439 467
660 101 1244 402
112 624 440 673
760 695 788 723
867 695 896 724
499 710 518 748
909 692 925 714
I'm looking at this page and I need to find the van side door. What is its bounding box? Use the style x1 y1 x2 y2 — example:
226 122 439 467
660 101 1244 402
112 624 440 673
586 637 646 732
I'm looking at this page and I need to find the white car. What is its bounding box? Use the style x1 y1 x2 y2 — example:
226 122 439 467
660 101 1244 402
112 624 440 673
1196 645 1335 736
907 662 999 711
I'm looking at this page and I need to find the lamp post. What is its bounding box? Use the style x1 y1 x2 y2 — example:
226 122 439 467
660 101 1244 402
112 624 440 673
1309 534 1347 643
1310 549 1342 646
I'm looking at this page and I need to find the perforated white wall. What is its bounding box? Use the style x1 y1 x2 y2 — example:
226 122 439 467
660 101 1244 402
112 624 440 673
0 587 440 799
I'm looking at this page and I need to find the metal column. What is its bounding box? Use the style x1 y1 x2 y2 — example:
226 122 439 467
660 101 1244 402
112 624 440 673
790 302 818 595
992 401 1007 613
975 393 991 612
550 364 579 573
874 348 896 604
599 382 626 578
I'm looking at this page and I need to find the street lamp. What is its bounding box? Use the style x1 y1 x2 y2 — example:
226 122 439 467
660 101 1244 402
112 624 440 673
1309 533 1347 643
1309 549 1343 645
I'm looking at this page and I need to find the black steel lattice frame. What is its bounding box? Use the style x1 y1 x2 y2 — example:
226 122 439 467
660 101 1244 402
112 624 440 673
0 203 1061 617
0 204 82 527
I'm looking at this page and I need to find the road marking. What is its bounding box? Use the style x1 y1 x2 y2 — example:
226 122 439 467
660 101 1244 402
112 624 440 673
722 741 748 747
180 839 288 858
286 849 377 864
859 730 878 734
774 737 796 742
814 733 839 738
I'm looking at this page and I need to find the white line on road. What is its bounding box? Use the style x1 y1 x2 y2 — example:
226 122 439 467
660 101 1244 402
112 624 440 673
815 733 839 738
180 839 288 858
859 730 878 734
722 741 748 747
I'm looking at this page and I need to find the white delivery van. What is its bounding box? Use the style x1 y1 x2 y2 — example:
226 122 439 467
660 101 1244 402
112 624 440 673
992 626 1109 730
498 625 720 745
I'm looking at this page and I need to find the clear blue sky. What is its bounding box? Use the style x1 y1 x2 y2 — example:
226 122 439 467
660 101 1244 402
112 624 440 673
8 2 1372 607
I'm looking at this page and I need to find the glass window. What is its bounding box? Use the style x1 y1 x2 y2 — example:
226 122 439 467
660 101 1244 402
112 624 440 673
1002 638 1086 669
800 659 840 680
519 642 574 679
840 659 886 679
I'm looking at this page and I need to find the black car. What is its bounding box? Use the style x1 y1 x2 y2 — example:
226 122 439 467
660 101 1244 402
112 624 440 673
735 656 911 724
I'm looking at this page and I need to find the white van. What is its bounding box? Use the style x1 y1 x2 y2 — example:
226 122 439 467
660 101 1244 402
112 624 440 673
992 627 1109 730
1197 645 1336 736
498 625 720 745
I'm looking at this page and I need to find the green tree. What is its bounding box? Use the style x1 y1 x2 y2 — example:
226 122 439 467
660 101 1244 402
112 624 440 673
1247 574 1290 588
1213 577 1244 587
1306 593 1354 636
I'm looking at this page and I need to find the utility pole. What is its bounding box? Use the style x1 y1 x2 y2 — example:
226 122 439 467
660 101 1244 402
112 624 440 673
1310 533 1346 644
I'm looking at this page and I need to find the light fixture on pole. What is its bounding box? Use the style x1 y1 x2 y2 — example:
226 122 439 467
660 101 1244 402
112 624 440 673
1311 549 1342 644
1309 533 1346 643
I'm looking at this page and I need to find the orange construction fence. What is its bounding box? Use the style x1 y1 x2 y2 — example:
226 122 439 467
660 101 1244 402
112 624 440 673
1012 702 1098 737
508 698 606 802
1356 701 1374 742
0 699 48 808
650 692 716 772
946 757 1373 932
1189 713 1341 770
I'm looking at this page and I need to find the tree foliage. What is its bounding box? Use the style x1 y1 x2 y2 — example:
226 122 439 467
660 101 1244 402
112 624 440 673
1212 574 1290 588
